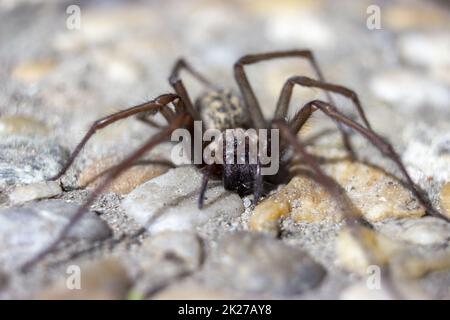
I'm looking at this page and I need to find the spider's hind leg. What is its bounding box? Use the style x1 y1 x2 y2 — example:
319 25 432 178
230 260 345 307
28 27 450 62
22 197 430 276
274 118 404 298
21 113 192 272
283 100 447 222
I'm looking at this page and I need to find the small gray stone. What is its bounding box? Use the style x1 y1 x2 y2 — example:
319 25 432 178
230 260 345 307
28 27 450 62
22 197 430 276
339 281 429 300
127 231 203 296
0 200 111 269
398 33 450 70
0 136 69 189
9 181 62 204
142 231 203 270
402 125 450 184
340 282 394 300
376 217 450 246
209 232 326 295
122 166 244 234
38 258 132 300
0 271 8 291
369 70 450 111
243 197 252 209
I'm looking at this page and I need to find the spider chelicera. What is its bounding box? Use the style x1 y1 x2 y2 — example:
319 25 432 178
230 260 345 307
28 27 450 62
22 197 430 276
21 49 447 271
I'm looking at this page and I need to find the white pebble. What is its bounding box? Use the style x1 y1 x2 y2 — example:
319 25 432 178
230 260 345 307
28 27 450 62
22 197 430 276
122 166 244 234
399 33 450 69
370 70 450 110
9 181 62 204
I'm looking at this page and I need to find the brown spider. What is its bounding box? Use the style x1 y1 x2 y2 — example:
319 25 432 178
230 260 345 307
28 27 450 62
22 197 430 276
21 50 447 272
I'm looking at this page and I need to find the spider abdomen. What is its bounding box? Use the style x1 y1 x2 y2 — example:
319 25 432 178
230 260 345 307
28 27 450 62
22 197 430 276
196 89 248 131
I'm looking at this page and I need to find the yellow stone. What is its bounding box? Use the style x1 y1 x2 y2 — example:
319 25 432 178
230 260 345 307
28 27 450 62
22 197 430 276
336 226 399 275
38 258 131 300
244 0 322 16
12 60 56 83
325 161 425 222
440 182 450 218
250 199 290 232
251 160 426 232
154 281 235 300
78 157 169 195
385 5 449 30
0 115 48 137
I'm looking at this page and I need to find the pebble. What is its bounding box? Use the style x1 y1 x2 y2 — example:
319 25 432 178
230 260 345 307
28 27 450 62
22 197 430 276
9 181 62 204
376 217 450 246
0 200 111 269
39 258 131 299
339 281 428 300
324 161 425 222
121 166 244 234
385 5 449 30
12 60 57 83
249 198 290 234
0 136 69 189
441 183 450 218
391 250 450 279
402 126 450 183
154 281 235 300
0 116 48 137
370 70 450 110
336 226 398 275
93 52 142 84
140 231 203 271
0 271 8 291
242 197 252 208
398 33 450 70
78 157 169 195
126 232 203 297
210 232 326 295
250 161 424 232
80 7 155 43
265 13 334 49
244 0 320 16
106 59 141 84
52 32 85 52
340 282 394 300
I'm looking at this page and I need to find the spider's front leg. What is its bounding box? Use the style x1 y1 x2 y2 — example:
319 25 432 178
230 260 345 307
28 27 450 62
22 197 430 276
168 58 219 122
50 93 179 181
21 112 192 272
233 50 327 129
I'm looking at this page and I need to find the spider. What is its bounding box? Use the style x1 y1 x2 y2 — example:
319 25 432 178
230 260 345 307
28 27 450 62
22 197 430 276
21 50 447 271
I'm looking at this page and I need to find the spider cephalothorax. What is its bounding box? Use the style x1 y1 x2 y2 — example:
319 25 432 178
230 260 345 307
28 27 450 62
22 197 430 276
218 128 261 196
21 50 448 272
